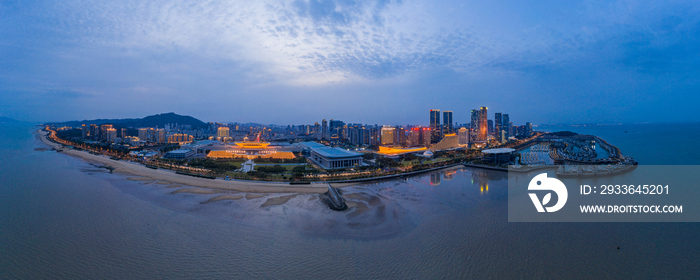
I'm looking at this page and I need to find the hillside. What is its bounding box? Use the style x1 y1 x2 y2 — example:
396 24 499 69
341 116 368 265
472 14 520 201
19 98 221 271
50 113 208 129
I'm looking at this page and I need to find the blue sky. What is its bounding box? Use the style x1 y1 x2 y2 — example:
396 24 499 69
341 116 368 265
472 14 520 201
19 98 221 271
1 0 699 126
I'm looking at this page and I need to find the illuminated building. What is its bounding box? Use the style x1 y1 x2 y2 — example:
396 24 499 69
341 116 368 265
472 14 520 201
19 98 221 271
314 122 321 140
458 127 469 145
421 127 431 146
121 128 127 139
430 109 441 143
525 122 533 137
217 127 230 137
500 130 507 143
381 125 395 145
429 133 459 151
443 111 453 135
90 124 99 140
377 146 427 155
395 126 406 146
163 149 195 160
478 107 488 141
300 142 362 170
470 109 479 142
503 114 510 138
105 128 117 143
156 129 166 144
495 113 502 138
482 148 515 164
321 119 328 141
81 124 88 139
168 133 194 144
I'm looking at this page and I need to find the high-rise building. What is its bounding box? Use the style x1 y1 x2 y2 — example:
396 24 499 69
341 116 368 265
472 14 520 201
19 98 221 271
443 111 453 135
500 130 507 143
321 119 328 141
478 106 488 141
314 122 321 140
100 124 113 142
120 128 128 139
458 127 468 145
421 127 431 146
105 128 117 143
89 124 98 141
503 114 510 138
82 124 88 139
381 125 395 145
495 113 502 138
488 120 494 136
430 109 441 143
217 127 230 137
156 129 167 144
470 110 479 142
525 122 533 137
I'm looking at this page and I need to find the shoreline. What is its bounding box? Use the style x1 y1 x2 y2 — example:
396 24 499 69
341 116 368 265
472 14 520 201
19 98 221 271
37 129 338 194
36 129 462 193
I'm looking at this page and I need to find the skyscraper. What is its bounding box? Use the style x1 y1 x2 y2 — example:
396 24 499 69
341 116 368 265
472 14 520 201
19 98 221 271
525 122 533 137
321 119 328 141
495 113 502 138
429 109 441 143
458 127 468 145
470 109 479 142
503 114 510 138
217 127 230 137
381 125 395 145
82 124 88 139
443 111 453 135
478 107 488 141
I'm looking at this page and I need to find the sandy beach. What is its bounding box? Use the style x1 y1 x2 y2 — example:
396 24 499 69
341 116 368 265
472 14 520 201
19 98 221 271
37 129 350 194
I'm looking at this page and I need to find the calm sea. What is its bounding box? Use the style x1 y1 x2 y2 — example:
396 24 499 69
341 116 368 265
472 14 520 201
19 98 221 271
0 122 698 279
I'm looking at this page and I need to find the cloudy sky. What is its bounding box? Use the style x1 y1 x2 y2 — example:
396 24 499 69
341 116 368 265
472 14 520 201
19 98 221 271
1 0 699 125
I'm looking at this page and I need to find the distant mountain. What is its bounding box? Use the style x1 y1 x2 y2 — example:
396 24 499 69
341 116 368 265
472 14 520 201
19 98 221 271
0 116 20 123
51 113 208 129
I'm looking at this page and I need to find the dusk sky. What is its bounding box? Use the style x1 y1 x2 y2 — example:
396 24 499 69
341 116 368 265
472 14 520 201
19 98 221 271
1 0 699 126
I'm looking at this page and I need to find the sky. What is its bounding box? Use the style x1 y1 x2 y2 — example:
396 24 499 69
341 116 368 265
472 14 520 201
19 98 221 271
1 0 699 126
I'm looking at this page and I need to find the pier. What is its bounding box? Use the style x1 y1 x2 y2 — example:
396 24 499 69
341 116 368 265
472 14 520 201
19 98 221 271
325 184 347 211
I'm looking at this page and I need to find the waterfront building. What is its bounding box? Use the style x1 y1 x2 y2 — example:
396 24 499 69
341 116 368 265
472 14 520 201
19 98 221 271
525 122 533 137
395 126 406 147
163 149 195 160
105 128 117 143
217 127 230 137
495 113 502 138
478 107 488 141
81 124 88 139
481 148 515 164
429 133 459 151
89 124 98 141
503 114 510 138
443 111 453 135
470 109 479 143
430 109 442 143
381 125 395 145
458 127 469 146
488 120 494 136
300 142 363 170
500 130 507 143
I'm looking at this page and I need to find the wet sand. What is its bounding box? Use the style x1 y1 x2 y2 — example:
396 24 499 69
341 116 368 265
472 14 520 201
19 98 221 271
171 188 224 195
261 194 299 207
204 194 245 203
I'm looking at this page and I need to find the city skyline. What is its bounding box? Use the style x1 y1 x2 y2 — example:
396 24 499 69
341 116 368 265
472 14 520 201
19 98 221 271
2 1 700 125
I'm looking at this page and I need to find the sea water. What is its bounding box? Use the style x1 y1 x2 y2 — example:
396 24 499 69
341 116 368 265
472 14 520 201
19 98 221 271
1 123 699 279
